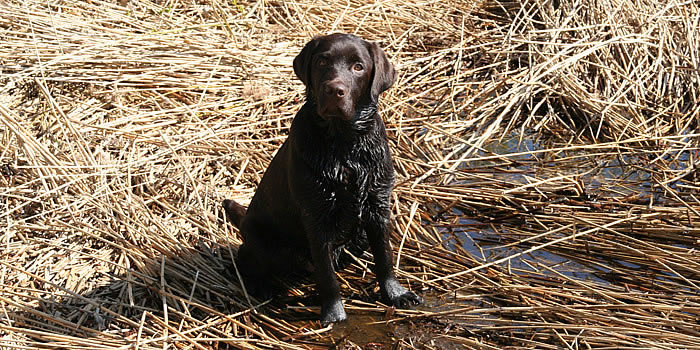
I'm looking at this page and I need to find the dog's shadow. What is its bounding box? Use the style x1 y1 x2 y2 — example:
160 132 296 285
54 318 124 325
7 235 347 345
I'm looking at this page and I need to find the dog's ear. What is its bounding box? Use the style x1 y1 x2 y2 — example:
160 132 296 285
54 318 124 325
368 41 396 102
294 36 321 86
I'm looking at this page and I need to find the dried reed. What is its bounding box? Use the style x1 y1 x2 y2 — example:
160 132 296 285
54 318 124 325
1 0 698 349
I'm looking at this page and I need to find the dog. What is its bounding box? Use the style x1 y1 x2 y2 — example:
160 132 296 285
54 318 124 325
223 33 422 325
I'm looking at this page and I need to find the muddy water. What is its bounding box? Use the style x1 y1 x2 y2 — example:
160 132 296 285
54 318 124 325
330 293 471 349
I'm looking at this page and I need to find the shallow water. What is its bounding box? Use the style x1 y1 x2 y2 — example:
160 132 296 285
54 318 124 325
330 293 473 349
441 219 611 285
447 132 659 282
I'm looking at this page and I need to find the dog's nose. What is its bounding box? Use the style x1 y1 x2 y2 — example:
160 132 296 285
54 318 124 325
324 82 346 98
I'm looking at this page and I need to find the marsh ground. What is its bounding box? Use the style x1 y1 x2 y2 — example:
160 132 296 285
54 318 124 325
1 0 699 348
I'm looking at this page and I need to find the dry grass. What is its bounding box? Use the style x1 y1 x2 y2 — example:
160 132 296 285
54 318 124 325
1 0 699 349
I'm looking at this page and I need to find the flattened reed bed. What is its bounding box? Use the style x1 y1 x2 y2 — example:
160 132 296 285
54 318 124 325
1 0 699 348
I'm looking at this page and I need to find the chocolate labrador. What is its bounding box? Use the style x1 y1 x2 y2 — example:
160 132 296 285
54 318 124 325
223 33 422 325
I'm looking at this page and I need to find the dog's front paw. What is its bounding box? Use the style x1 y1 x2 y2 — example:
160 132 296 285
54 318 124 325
320 299 347 327
390 290 423 308
381 278 423 308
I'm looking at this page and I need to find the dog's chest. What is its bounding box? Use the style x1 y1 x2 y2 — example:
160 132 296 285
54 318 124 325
323 146 379 211
334 160 364 187
326 156 370 199
323 159 371 243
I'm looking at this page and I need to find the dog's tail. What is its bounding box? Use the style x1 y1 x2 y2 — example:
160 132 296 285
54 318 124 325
222 199 247 229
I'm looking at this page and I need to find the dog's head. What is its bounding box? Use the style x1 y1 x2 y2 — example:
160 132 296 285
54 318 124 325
293 33 396 121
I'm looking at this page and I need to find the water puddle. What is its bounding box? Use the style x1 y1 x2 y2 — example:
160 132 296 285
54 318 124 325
469 132 659 197
329 293 476 349
441 131 696 289
440 218 612 286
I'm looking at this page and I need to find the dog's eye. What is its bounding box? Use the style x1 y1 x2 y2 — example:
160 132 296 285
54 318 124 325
318 58 328 66
352 63 364 72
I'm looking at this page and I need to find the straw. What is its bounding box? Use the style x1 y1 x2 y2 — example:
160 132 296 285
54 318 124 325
1 0 699 348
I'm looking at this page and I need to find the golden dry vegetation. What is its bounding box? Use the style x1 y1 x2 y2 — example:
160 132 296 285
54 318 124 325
1 0 699 349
